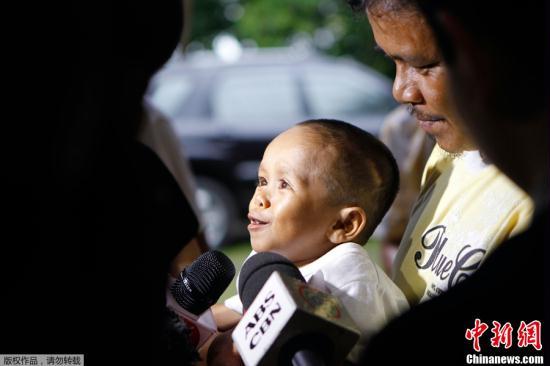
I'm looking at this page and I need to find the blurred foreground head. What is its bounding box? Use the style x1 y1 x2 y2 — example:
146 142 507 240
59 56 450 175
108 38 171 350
416 0 548 208
67 0 184 138
6 0 200 365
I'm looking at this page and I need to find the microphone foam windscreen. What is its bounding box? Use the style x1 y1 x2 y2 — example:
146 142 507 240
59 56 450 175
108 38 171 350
171 250 235 314
238 252 305 310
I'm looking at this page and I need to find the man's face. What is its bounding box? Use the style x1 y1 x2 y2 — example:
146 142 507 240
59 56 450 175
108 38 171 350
247 127 340 266
368 10 473 153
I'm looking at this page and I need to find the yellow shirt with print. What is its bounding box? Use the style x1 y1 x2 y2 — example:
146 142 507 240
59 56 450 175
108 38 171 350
392 145 533 305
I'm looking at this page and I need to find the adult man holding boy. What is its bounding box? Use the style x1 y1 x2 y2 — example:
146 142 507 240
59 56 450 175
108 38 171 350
348 0 533 306
358 0 546 363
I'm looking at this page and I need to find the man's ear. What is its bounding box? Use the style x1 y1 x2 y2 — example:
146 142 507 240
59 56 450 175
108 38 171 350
327 207 367 244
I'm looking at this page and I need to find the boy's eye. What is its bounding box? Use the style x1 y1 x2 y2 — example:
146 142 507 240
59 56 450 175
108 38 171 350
278 180 289 189
257 177 267 187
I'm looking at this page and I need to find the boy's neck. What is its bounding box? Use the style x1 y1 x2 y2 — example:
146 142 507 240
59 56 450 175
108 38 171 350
294 257 317 268
293 242 344 268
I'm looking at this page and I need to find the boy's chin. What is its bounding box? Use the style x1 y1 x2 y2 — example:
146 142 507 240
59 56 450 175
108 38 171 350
251 241 287 258
250 240 272 253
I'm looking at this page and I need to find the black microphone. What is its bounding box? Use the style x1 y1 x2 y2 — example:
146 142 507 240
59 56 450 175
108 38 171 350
233 252 360 366
168 250 235 348
238 251 305 310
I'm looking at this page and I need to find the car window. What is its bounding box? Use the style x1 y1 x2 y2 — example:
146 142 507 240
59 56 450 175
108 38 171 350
302 67 392 117
211 68 303 122
148 75 194 120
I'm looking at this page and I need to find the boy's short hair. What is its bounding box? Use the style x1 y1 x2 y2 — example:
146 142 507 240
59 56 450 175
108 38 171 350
297 119 399 243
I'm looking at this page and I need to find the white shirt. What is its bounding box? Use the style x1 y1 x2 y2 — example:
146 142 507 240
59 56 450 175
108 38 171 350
225 243 409 362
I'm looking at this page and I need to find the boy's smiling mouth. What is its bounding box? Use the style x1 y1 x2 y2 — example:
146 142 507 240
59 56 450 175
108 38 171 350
248 213 269 230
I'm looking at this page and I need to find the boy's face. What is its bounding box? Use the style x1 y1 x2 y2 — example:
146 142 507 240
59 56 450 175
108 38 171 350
248 127 341 266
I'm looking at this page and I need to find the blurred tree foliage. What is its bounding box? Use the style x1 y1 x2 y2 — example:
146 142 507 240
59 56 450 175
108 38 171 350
185 0 395 77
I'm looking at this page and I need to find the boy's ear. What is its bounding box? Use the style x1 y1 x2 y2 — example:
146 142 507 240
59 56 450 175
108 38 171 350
327 206 367 244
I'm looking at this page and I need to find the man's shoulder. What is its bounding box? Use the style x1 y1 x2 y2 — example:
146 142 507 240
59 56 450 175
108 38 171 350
416 209 544 317
362 214 546 365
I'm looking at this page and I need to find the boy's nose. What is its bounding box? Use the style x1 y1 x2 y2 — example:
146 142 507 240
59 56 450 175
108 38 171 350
253 191 270 209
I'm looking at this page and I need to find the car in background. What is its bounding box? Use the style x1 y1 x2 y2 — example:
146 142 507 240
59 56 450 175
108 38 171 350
145 47 397 248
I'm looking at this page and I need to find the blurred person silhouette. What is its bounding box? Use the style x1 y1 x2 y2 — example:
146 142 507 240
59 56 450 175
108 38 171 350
140 98 210 276
3 0 204 364
377 105 434 274
139 12 213 264
356 0 547 363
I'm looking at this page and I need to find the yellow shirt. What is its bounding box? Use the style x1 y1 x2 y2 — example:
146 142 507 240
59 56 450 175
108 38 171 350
392 145 533 305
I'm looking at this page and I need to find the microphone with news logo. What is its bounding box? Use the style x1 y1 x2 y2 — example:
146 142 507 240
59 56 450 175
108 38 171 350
232 252 360 366
167 250 235 348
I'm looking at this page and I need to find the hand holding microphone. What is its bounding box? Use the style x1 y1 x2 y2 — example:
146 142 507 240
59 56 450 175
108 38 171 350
167 250 236 348
233 252 360 366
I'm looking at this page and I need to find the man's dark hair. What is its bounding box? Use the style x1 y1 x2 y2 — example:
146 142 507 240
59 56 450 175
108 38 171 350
346 0 420 14
297 119 400 243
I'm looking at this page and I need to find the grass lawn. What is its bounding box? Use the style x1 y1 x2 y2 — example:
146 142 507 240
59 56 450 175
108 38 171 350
218 239 381 304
